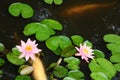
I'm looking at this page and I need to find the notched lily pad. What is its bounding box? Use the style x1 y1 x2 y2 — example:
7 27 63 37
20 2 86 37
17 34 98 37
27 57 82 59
93 49 105 58
7 48 25 65
41 19 63 30
68 70 84 79
89 58 116 79
106 43 120 52
54 0 63 5
8 2 34 18
53 66 68 78
91 72 109 80
103 34 120 44
110 54 120 63
23 23 50 41
71 35 84 46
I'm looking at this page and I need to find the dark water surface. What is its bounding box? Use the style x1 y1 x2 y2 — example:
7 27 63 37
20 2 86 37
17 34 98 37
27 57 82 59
0 0 120 80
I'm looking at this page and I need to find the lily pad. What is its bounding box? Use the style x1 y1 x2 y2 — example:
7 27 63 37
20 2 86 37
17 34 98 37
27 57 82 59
71 35 84 46
110 54 120 63
23 23 50 41
46 36 62 51
59 35 72 50
44 0 53 5
91 72 109 80
63 77 77 80
7 48 25 65
54 0 63 5
61 45 76 57
89 58 116 79
93 49 105 58
53 66 68 78
41 19 63 30
64 57 80 65
103 34 120 44
106 43 120 52
15 75 31 80
68 70 84 79
114 63 120 72
8 2 34 18
0 43 5 52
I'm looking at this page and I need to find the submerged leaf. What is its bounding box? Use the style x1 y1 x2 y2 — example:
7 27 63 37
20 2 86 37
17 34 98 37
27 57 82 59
0 43 5 52
15 75 31 80
0 58 5 66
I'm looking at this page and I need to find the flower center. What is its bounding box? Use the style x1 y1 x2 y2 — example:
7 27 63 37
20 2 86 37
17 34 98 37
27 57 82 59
83 49 88 54
25 45 32 51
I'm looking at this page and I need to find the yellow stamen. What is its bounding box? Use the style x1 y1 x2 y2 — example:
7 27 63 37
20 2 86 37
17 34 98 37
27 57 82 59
84 49 88 54
25 45 32 51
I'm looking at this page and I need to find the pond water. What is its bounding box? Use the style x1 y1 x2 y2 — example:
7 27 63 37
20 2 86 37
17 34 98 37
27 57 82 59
0 0 120 80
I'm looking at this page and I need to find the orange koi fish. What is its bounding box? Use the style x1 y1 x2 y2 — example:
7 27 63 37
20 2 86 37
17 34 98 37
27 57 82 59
60 1 118 17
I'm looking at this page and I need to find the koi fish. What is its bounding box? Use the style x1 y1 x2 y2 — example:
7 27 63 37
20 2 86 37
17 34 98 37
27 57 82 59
60 1 118 17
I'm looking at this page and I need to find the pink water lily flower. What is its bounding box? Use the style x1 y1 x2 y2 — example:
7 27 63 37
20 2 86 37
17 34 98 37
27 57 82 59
75 43 94 63
16 38 42 61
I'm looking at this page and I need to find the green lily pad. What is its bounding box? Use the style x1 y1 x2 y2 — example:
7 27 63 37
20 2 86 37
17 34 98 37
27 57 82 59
46 36 62 51
103 34 120 44
44 0 53 5
8 2 22 17
64 57 80 65
61 45 76 57
93 49 105 58
54 0 63 5
68 70 84 79
110 54 120 63
91 72 109 80
0 58 5 66
0 43 5 52
15 75 31 80
8 2 34 18
71 35 84 46
89 58 116 79
53 66 68 78
63 77 77 80
114 63 120 72
23 23 50 41
67 64 80 70
7 48 25 65
59 35 72 50
41 19 63 30
21 3 34 18
83 40 93 48
107 43 120 52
